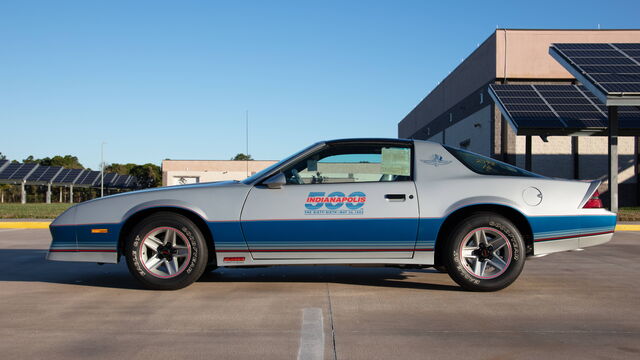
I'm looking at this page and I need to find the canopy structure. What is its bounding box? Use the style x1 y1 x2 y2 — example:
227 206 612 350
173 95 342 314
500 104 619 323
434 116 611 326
488 43 640 212
549 43 640 106
0 160 138 204
489 83 640 136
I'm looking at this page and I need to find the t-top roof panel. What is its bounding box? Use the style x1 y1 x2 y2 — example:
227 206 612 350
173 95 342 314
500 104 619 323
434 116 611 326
549 43 640 106
489 84 640 136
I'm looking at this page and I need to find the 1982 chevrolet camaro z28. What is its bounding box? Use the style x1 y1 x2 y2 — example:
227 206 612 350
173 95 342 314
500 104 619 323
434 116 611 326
47 138 616 291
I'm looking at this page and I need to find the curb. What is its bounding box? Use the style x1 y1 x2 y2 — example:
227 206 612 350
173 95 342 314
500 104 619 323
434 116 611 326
0 222 51 229
2 222 640 231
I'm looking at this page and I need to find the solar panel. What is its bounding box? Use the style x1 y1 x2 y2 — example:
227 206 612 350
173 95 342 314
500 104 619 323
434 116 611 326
0 159 8 172
25 166 48 181
58 169 84 184
550 43 640 98
37 166 63 182
8 163 39 180
96 173 118 187
489 84 640 134
51 169 71 183
78 171 100 186
0 163 21 180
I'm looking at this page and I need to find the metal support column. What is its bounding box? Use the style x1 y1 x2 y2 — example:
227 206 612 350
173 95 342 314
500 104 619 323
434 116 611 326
571 137 580 179
46 183 52 204
608 106 619 212
21 181 26 204
525 135 532 171
69 185 74 204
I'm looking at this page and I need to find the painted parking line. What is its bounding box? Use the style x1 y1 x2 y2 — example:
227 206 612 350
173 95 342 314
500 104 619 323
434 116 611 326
297 308 324 360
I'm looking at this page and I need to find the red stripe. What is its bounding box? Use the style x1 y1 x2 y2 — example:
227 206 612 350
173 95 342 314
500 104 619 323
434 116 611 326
50 249 117 253
217 248 433 253
535 230 614 242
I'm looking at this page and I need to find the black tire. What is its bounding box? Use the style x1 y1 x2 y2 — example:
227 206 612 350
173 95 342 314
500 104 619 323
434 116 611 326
125 212 208 290
444 213 525 292
433 265 448 273
204 264 219 273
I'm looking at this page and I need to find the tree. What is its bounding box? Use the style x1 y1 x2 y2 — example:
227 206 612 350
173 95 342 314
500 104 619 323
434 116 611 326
106 163 138 175
0 152 6 160
129 163 162 189
232 153 253 161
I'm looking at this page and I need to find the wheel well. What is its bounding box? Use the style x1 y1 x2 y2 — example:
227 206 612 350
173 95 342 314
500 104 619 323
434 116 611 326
117 207 215 264
434 204 534 266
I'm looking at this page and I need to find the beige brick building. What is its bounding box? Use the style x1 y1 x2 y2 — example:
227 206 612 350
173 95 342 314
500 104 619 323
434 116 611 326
398 29 640 206
161 160 277 186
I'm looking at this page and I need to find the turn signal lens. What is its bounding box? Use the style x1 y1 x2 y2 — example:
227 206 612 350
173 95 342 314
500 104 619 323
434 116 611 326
583 190 603 209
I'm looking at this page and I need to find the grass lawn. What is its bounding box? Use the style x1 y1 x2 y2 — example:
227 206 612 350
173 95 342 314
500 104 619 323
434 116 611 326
0 203 73 219
618 207 640 221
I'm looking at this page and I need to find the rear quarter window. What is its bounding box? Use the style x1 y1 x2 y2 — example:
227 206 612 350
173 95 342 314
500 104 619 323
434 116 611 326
443 145 541 178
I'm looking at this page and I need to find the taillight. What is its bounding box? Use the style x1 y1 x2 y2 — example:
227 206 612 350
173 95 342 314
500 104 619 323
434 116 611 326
583 190 603 208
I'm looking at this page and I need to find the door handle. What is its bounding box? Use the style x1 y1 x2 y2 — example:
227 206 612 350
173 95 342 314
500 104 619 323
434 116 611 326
385 194 406 201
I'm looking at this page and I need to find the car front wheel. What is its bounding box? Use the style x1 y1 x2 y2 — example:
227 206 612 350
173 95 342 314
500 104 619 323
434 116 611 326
445 213 525 291
125 212 208 290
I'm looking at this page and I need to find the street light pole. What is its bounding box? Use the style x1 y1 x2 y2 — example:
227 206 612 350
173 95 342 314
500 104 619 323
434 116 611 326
101 142 106 197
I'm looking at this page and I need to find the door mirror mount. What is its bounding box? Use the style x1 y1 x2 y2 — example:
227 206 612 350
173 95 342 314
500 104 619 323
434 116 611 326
263 172 286 189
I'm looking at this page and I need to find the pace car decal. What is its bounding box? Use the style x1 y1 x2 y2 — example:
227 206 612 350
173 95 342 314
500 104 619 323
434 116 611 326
421 154 451 167
304 191 366 215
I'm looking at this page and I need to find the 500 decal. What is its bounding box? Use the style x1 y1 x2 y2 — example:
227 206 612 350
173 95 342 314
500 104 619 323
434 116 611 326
304 191 366 215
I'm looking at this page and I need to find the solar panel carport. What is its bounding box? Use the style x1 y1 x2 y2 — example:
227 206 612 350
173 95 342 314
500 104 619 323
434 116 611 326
0 161 139 204
487 43 640 212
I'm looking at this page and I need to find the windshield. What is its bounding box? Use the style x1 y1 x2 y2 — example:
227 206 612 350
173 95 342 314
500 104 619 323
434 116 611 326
443 145 542 178
242 142 323 184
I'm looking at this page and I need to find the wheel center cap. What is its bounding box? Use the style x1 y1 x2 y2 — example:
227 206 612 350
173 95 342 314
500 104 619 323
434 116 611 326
156 244 174 260
473 244 494 261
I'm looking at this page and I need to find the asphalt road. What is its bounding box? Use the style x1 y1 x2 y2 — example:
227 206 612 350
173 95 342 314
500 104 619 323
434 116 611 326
1 229 639 360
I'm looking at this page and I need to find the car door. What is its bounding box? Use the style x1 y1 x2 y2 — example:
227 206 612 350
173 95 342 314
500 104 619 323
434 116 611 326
240 141 419 259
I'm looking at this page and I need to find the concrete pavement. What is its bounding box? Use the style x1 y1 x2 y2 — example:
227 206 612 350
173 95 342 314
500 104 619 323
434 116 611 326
0 229 639 359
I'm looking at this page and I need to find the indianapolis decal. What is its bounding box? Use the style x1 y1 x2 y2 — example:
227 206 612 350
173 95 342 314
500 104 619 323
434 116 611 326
305 191 366 215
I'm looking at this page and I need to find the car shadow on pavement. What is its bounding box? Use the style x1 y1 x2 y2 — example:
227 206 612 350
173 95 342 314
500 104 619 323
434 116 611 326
0 249 461 292
199 265 463 292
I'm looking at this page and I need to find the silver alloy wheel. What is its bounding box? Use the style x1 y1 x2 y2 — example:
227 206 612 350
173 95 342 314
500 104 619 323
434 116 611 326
459 227 512 279
139 227 191 278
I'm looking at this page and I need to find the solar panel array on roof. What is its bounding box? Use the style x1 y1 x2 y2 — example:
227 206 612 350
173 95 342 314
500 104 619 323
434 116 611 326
489 84 640 135
550 43 640 96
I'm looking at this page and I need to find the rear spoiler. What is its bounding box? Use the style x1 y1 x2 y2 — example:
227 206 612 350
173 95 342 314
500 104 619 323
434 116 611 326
578 180 602 209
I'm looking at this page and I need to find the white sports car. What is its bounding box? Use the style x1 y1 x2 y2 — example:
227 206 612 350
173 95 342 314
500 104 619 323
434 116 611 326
48 138 616 291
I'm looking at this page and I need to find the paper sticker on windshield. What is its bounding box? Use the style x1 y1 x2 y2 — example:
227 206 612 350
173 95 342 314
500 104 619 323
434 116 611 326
381 147 410 176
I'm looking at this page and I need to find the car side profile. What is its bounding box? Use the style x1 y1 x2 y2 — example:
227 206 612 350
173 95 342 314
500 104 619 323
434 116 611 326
47 138 616 291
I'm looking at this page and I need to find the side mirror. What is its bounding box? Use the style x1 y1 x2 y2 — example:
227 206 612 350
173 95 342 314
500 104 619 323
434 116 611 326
263 172 286 189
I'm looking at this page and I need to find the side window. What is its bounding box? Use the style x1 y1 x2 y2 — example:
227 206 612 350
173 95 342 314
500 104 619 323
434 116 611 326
283 144 412 184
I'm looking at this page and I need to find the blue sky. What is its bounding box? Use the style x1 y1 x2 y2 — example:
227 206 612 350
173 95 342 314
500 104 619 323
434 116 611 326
1 0 638 169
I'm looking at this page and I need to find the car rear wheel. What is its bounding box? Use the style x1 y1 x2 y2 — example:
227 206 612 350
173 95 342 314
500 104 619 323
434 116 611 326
445 213 525 291
125 212 208 290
